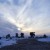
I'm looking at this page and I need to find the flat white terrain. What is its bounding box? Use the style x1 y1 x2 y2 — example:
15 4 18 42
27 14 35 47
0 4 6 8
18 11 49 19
38 37 50 42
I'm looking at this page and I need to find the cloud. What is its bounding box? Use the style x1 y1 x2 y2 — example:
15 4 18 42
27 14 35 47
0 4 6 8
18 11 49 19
0 0 50 36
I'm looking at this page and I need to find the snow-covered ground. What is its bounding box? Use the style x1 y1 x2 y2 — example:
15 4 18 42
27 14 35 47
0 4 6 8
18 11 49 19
0 37 50 48
38 37 50 42
0 38 15 48
0 37 25 48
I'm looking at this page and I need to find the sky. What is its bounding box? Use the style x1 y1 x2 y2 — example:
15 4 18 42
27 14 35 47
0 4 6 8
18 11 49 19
0 0 50 36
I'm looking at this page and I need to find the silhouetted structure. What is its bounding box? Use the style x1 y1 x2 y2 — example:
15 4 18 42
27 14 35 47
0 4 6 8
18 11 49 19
20 33 24 38
16 33 18 38
6 34 11 39
0 37 1 39
43 34 47 38
0 43 1 45
30 32 35 38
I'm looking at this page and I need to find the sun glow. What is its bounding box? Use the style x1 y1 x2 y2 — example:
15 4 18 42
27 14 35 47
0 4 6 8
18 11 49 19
3 0 34 32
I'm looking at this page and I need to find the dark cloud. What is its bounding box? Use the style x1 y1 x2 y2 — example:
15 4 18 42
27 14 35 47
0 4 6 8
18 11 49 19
0 21 21 36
